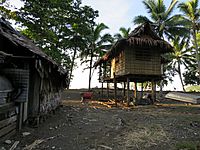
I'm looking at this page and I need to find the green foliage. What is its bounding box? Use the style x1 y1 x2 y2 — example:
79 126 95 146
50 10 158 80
114 27 131 40
186 85 200 92
133 0 189 39
178 0 200 80
16 0 98 66
80 23 113 89
183 64 200 85
165 36 195 91
0 0 18 20
175 141 200 150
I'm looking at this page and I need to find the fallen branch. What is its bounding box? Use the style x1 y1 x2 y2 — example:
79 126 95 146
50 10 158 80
23 139 44 150
9 141 19 150
98 144 112 150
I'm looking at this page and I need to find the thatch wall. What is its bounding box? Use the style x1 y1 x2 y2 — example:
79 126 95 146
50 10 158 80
124 47 161 75
111 47 161 79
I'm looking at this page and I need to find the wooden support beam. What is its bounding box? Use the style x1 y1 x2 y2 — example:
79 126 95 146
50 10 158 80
0 115 17 129
101 82 103 99
0 122 16 138
141 82 144 99
123 82 126 97
107 82 109 98
18 102 23 130
114 73 117 106
134 82 138 100
127 78 130 106
151 80 156 104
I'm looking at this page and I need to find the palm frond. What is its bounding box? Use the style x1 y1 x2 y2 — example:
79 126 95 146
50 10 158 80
165 0 178 19
94 23 109 41
178 1 195 19
114 33 122 40
133 15 152 24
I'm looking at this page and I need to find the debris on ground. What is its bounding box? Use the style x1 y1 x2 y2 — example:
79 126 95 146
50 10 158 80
4 89 200 150
22 132 31 137
4 140 12 145
9 141 19 150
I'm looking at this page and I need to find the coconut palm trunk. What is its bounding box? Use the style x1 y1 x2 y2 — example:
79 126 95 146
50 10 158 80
88 49 94 90
177 61 185 91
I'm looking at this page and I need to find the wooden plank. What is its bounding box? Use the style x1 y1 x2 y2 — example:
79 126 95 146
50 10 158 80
0 122 16 138
0 103 15 114
165 92 200 104
0 129 16 143
127 77 130 106
0 115 17 129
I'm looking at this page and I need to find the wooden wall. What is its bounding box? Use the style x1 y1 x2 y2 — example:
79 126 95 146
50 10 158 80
0 102 18 142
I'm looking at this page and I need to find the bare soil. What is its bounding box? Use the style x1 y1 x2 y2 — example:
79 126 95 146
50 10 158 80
2 89 200 150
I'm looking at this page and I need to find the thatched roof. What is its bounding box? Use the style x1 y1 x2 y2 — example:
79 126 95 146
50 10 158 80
94 23 173 67
0 17 67 75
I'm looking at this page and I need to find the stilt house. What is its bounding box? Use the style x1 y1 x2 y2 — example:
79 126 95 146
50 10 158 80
0 18 68 140
94 23 173 104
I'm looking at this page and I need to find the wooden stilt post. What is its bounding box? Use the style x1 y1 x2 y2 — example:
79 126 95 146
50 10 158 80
107 82 109 98
114 73 117 106
151 80 156 104
101 82 103 98
127 77 130 106
18 102 23 130
141 82 144 99
134 82 138 100
123 82 126 97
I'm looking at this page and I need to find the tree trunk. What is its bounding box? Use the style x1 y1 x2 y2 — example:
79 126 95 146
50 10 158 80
67 47 77 89
178 61 185 92
88 51 93 90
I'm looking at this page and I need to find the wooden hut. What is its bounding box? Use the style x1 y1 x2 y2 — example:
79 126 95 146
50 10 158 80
94 23 173 104
0 18 68 140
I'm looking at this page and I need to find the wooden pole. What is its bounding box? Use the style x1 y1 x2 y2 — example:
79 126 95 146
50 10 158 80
141 82 144 99
18 102 23 130
101 82 103 98
127 78 130 106
123 82 126 97
114 73 117 106
151 80 156 104
134 82 138 100
107 82 109 98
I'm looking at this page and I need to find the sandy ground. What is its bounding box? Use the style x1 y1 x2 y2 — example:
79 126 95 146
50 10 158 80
1 89 200 150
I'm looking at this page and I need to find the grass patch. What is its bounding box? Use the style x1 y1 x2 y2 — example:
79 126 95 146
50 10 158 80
186 85 200 92
175 141 200 150
119 124 169 149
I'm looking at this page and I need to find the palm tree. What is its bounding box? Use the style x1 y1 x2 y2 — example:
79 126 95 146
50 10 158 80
114 27 131 40
80 23 113 90
133 0 189 39
167 36 196 91
178 0 200 79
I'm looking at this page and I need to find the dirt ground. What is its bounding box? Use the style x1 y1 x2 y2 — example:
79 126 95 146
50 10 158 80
1 89 200 150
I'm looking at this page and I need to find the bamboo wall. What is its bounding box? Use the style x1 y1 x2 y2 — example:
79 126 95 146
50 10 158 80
125 47 161 75
112 51 126 77
111 47 161 78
